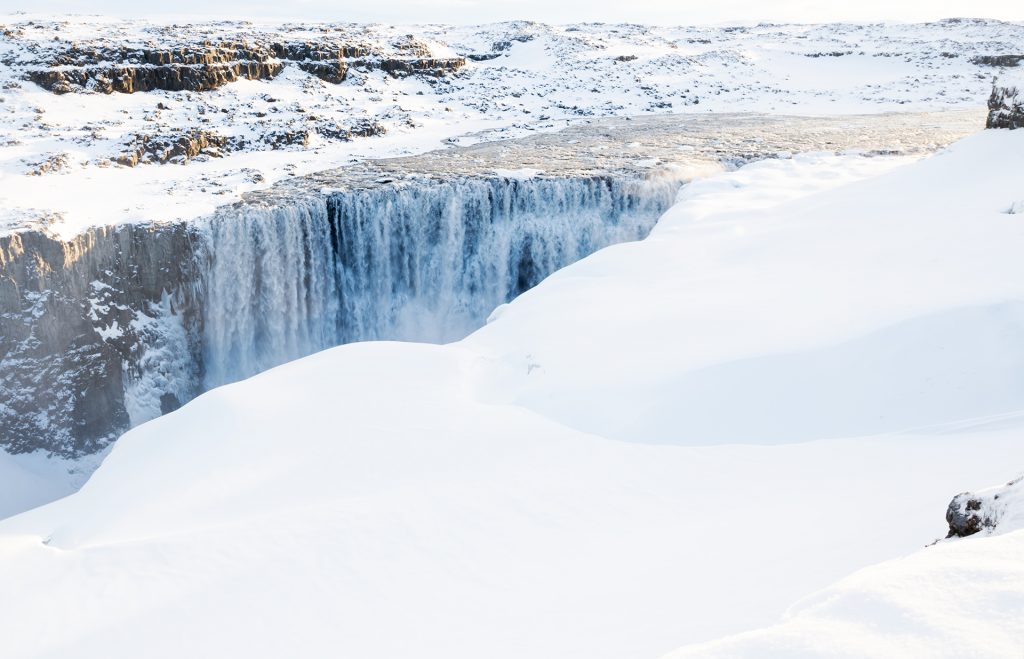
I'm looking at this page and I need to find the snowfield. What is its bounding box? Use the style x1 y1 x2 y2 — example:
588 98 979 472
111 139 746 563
1 129 1023 657
0 15 1022 234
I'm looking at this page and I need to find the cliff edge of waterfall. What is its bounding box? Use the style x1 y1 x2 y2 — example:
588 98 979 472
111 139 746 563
2 128 1023 658
0 110 983 460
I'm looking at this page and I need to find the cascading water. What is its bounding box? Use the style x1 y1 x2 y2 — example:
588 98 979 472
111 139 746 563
1 111 980 458
201 199 340 390
198 174 680 390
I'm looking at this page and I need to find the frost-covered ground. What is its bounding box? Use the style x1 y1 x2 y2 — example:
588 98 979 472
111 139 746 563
1 129 1022 657
0 14 1022 233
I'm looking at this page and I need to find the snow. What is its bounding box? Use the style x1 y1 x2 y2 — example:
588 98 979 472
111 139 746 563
467 136 1024 444
667 523 1024 658
1 129 1023 657
0 16 1022 236
491 167 545 179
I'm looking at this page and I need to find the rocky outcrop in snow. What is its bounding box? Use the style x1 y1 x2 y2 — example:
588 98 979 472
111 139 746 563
24 38 465 95
987 86 1024 129
972 54 1024 68
946 474 1024 537
27 44 285 94
116 130 231 166
112 119 388 166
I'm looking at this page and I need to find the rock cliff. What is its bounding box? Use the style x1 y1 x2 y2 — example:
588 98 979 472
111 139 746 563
25 39 465 95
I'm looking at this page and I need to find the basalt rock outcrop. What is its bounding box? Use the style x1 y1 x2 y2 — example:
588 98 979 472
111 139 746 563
27 44 285 94
25 38 465 95
116 130 232 166
987 86 1024 129
113 119 389 166
0 224 204 455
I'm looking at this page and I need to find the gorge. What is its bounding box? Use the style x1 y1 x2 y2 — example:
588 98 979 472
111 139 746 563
0 110 984 457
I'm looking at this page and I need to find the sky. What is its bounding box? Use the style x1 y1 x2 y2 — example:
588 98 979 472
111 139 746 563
4 0 1024 25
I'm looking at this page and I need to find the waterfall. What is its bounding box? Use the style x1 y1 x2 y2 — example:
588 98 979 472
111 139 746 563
198 174 680 390
201 199 340 389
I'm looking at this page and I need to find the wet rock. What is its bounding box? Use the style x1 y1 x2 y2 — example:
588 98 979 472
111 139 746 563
159 393 182 415
0 224 203 456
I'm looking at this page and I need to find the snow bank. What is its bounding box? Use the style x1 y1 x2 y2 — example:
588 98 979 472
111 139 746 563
466 132 1024 444
2 130 1024 658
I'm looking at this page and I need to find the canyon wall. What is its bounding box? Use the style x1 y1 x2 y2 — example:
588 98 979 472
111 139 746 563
0 175 677 456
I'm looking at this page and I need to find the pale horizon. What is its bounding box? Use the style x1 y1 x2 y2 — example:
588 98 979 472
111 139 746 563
3 0 1024 25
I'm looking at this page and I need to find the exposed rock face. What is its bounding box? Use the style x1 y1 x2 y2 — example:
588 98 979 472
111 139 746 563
315 120 387 142
987 86 1024 129
116 130 231 166
0 224 203 454
296 60 349 84
25 39 465 95
112 121 388 166
27 44 285 94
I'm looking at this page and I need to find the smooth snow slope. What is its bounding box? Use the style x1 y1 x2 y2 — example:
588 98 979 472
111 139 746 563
666 478 1024 658
1 131 1024 658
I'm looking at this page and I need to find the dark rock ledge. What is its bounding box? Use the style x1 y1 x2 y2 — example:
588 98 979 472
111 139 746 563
25 39 466 95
